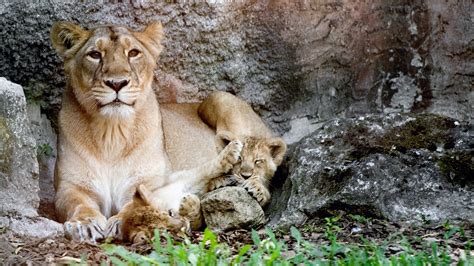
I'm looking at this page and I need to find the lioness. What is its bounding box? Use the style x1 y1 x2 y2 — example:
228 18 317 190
51 21 255 243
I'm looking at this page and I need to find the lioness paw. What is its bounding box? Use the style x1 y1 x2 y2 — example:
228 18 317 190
104 215 123 240
219 140 243 172
242 179 271 206
64 217 106 243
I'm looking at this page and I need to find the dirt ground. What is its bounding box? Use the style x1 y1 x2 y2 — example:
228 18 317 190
1 215 472 265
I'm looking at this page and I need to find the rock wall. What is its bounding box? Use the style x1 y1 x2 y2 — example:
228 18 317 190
0 1 472 140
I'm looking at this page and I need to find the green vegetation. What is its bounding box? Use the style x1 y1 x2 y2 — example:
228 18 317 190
37 143 53 158
101 220 472 265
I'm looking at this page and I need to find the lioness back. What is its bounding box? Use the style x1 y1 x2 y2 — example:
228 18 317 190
198 91 272 138
161 103 217 171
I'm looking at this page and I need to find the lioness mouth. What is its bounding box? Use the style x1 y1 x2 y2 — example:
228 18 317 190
100 98 134 108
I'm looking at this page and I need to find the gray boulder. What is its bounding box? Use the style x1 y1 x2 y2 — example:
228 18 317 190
0 77 39 217
201 187 266 231
267 114 473 228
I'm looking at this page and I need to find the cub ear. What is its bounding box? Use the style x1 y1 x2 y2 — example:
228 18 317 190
215 131 237 152
133 184 154 206
267 137 287 166
50 21 89 58
134 21 164 59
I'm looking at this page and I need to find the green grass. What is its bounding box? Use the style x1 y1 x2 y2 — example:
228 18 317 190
101 223 473 266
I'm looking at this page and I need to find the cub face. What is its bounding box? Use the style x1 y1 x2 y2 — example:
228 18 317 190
121 185 190 244
217 131 287 186
50 22 164 119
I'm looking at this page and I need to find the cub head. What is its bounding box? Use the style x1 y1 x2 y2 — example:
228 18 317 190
50 21 164 119
217 131 287 183
121 184 190 243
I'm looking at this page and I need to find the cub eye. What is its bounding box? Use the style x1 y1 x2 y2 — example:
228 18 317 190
255 159 264 165
128 49 140 58
87 51 102 60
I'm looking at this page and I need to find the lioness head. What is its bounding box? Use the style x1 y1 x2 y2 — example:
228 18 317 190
50 21 163 119
217 132 287 183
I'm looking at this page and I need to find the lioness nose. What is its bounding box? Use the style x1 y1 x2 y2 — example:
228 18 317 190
104 79 130 92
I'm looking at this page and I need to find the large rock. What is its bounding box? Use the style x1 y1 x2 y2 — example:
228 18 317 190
0 1 472 138
267 114 473 228
27 104 57 220
0 216 63 239
201 187 266 231
0 77 39 217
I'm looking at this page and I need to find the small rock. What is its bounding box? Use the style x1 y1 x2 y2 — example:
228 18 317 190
201 187 266 231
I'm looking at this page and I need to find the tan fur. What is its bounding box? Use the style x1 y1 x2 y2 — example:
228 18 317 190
51 21 258 243
51 21 279 243
120 188 190 244
199 93 287 206
208 134 287 206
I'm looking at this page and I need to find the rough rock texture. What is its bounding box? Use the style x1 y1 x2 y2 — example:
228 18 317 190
0 216 63 239
0 77 39 217
267 114 474 228
201 187 266 231
1 1 472 138
27 104 57 220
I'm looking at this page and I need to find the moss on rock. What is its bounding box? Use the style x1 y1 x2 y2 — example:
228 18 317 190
438 151 474 187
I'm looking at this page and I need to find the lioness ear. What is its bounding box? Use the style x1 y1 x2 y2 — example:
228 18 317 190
50 21 89 58
215 131 237 152
135 21 164 59
267 137 287 166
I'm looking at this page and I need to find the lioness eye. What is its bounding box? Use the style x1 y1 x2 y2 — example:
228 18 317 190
128 49 140 57
87 51 102 60
255 159 263 165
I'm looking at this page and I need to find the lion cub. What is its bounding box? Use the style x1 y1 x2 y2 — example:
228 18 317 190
198 91 287 206
209 131 287 206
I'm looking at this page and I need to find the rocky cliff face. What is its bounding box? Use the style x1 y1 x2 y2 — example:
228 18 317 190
0 1 472 139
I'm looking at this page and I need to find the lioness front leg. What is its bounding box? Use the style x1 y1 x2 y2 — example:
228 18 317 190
55 186 106 243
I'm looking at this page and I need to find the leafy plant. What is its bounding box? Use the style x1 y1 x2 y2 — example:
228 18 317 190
101 226 473 265
37 143 53 158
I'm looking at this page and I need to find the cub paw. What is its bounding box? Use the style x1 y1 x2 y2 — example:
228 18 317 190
179 194 202 230
179 194 200 219
219 140 243 173
242 179 271 206
208 175 244 191
64 216 106 243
